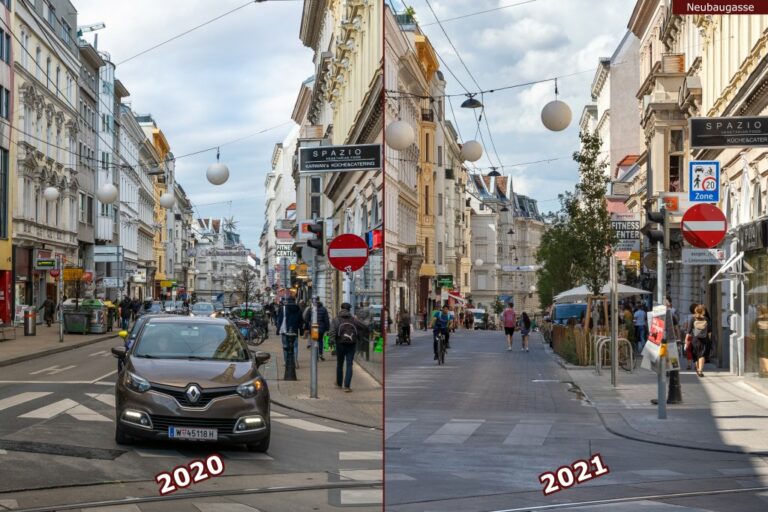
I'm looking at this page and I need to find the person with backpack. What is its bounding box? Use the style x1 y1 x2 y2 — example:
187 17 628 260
328 302 368 392
686 304 711 377
520 311 532 352
502 303 517 351
431 304 451 360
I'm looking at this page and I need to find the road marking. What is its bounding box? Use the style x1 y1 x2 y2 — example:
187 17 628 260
219 451 274 461
29 364 76 375
387 473 416 481
90 370 118 384
86 392 116 407
271 411 287 418
195 504 262 512
135 448 183 458
340 489 382 505
385 421 411 440
503 422 552 446
67 404 112 422
425 419 485 444
19 399 78 418
0 449 6 454
0 392 52 412
0 499 18 510
85 505 142 512
89 350 109 357
272 418 345 433
339 469 381 481
339 451 382 461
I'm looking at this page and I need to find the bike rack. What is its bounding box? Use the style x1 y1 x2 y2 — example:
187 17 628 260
595 336 634 375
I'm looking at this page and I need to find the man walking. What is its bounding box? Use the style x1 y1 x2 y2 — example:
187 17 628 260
39 296 55 327
328 303 368 392
303 299 330 361
633 304 647 353
502 302 517 351
120 296 132 330
276 296 303 369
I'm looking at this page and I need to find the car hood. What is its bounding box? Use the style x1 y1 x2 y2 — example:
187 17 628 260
129 358 257 388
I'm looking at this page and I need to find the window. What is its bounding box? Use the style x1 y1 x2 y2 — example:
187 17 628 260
0 87 9 120
47 3 56 26
79 192 86 222
35 47 41 80
438 193 443 216
437 145 442 166
425 133 431 162
46 57 50 87
425 237 430 263
425 185 430 215
0 148 7 239
464 273 468 287
668 129 684 192
19 30 26 67
310 176 321 218
0 30 8 63
55 66 60 94
61 20 70 44
437 242 443 265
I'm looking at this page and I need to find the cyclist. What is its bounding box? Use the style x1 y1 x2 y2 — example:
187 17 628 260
432 304 451 360
397 308 411 345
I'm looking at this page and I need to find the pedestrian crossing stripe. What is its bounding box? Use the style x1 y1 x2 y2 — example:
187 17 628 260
339 451 382 460
19 398 112 422
272 418 345 433
0 392 51 412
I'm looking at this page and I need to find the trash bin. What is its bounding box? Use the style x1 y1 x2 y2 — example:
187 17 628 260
23 308 36 336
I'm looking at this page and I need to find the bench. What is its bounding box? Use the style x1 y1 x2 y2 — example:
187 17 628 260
0 323 17 341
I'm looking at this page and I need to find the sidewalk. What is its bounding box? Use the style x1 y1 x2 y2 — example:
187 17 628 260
0 323 119 367
544 332 768 455
257 330 382 429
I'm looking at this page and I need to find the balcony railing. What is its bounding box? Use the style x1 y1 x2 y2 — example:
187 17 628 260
421 109 434 122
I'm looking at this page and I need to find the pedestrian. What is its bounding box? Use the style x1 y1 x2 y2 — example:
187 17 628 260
502 302 517 351
131 298 141 321
623 304 635 343
422 308 428 331
633 304 647 353
39 296 55 327
431 304 451 360
686 304 711 377
276 296 302 370
702 305 715 364
683 303 697 370
120 296 132 330
328 302 368 392
520 311 532 352
316 301 330 361
398 308 411 344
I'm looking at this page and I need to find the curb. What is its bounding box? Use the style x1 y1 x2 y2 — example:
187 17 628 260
269 396 382 431
355 356 383 385
0 333 119 367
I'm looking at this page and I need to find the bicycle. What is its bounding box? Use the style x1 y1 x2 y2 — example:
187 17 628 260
435 329 447 365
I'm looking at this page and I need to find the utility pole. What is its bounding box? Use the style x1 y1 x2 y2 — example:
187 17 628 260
57 254 64 343
307 218 325 400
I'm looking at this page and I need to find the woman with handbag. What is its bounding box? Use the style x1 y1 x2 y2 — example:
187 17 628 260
682 303 697 370
520 312 532 352
686 304 710 377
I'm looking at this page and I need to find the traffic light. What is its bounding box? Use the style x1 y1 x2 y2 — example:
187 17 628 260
641 206 669 249
306 221 325 256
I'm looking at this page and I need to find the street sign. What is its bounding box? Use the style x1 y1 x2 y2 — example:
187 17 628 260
690 116 768 148
682 248 726 265
689 161 720 203
436 274 453 288
611 213 641 252
35 259 56 269
102 277 122 288
298 144 381 173
160 280 176 288
93 245 123 263
673 1 768 16
327 234 368 272
63 268 84 281
681 204 727 248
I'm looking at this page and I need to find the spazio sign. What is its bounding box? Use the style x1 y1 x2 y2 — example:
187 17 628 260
299 144 381 173
690 117 768 149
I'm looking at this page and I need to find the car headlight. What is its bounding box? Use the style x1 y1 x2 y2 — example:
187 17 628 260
237 378 264 398
125 371 151 393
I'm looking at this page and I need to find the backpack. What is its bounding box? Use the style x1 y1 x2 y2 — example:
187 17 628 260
692 318 708 339
337 318 358 344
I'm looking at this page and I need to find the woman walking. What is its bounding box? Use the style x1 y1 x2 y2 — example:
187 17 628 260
686 305 711 377
520 312 532 352
682 303 697 370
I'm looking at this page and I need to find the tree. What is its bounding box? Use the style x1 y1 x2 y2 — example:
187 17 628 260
233 268 259 314
569 131 616 296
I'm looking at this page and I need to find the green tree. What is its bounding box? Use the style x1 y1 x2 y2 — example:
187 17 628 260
569 131 616 296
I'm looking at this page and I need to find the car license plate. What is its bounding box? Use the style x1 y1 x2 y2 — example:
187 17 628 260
168 426 218 441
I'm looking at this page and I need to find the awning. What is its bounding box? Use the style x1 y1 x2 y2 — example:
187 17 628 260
448 292 466 304
554 283 650 303
709 251 743 284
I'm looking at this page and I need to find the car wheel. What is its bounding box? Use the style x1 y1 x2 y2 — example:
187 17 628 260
247 426 271 453
115 422 132 445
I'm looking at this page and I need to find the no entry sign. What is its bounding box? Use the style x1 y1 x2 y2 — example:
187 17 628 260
681 204 727 248
328 234 369 272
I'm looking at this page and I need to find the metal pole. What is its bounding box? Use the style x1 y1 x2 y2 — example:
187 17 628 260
58 255 63 343
610 253 618 387
310 245 319 399
657 239 667 419
739 270 745 377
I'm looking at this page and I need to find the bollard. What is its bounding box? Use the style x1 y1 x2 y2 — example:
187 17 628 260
667 369 683 404
283 333 297 381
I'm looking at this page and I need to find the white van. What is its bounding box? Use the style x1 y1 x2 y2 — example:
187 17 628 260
468 308 487 330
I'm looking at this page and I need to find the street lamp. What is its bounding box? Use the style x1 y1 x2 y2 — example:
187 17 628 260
43 186 60 202
474 258 484 267
97 183 119 204
385 120 414 151
207 148 230 186
460 140 483 162
159 192 175 209
541 80 572 132
461 94 483 109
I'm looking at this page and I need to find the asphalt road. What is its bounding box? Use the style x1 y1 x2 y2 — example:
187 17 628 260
385 328 768 512
0 337 382 511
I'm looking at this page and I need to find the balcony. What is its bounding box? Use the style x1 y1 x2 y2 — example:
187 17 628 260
421 109 434 123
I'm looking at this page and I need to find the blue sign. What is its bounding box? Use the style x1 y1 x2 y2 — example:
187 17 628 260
689 160 720 203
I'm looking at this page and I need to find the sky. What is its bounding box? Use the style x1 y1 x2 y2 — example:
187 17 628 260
75 0 313 254
400 0 637 213
74 0 638 253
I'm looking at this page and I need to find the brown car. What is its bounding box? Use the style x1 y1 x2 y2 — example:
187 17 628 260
111 316 271 452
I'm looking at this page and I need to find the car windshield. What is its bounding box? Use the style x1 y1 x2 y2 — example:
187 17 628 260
148 303 163 312
192 303 214 312
473 312 485 320
133 322 249 361
164 301 176 308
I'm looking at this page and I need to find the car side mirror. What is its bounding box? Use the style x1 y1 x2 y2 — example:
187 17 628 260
253 351 271 366
118 330 129 339
111 346 127 359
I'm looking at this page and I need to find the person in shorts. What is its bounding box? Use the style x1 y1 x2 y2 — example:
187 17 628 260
502 303 517 351
520 312 532 352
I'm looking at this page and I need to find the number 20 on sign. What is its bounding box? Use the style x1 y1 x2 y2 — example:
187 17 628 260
539 453 610 495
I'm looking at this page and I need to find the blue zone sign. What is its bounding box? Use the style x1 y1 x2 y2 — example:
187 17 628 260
689 161 720 203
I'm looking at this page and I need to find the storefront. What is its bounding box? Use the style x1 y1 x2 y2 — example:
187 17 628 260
739 218 768 377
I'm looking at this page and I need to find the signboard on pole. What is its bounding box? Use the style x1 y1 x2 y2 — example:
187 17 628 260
690 116 768 148
611 213 641 252
641 305 666 370
682 248 726 265
327 234 368 272
436 274 454 288
298 144 381 173
102 277 122 288
689 161 720 203
63 268 84 281
672 1 768 15
681 204 727 248
275 243 297 264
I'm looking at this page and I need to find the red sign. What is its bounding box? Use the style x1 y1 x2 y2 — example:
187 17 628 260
681 204 727 248
83 271 93 283
672 1 767 15
327 234 368 272
49 269 60 278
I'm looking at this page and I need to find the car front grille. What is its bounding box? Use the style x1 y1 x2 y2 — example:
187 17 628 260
150 415 237 434
150 384 239 407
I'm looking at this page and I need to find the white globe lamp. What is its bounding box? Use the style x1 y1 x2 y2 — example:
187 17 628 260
43 186 59 202
385 120 415 151
494 263 502 270
97 183 119 204
474 258 484 267
207 162 229 186
460 140 483 162
541 100 572 132
159 192 175 209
